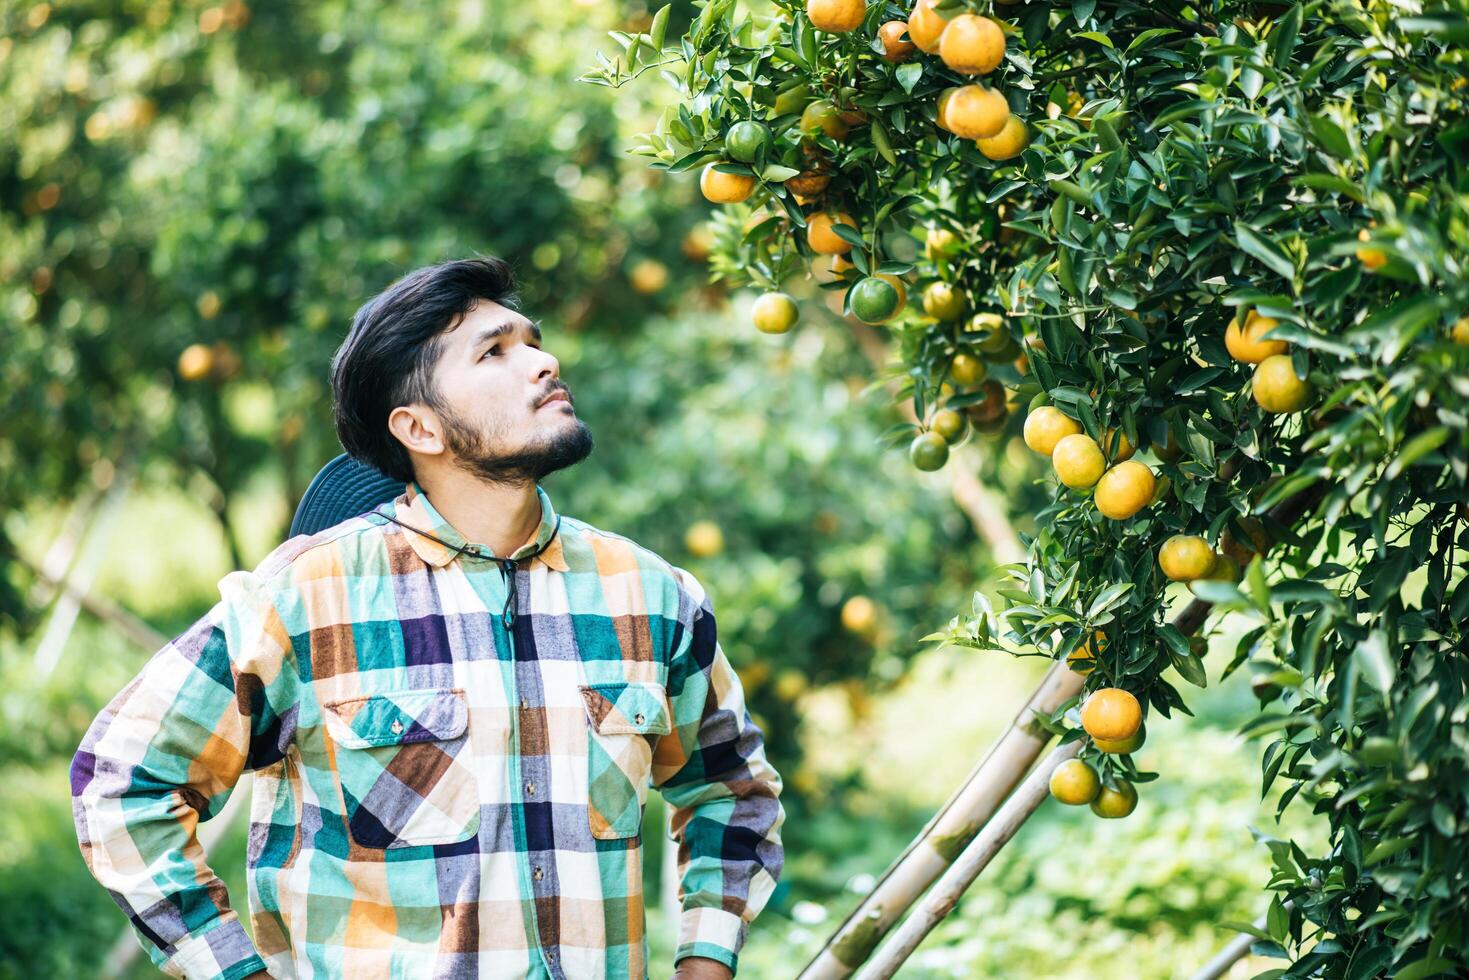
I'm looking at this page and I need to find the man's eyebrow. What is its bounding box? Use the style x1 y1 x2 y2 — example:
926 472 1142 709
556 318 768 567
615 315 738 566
471 319 543 349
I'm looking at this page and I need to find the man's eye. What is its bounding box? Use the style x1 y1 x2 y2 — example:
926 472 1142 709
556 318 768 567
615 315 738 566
482 346 500 359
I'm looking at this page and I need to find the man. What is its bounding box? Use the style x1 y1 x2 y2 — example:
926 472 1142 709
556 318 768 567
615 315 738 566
71 256 786 979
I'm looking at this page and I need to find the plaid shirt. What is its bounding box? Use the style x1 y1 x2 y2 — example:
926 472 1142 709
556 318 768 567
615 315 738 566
71 480 785 979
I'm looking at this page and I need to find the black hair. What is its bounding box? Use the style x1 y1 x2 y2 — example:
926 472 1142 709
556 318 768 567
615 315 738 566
331 255 521 483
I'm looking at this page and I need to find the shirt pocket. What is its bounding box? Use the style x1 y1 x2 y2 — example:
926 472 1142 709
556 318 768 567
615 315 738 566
322 687 481 849
578 681 672 840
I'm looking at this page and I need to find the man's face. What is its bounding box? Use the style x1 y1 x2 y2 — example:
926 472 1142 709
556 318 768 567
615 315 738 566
422 299 593 485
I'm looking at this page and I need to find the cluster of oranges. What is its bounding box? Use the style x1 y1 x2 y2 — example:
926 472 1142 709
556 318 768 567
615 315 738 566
1022 406 1157 520
823 0 1029 161
1048 687 1144 817
1226 308 1312 414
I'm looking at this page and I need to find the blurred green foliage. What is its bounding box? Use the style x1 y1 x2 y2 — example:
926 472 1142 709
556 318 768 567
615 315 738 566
0 0 706 610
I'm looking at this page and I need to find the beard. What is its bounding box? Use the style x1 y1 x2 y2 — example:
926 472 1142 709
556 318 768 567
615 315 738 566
439 402 594 487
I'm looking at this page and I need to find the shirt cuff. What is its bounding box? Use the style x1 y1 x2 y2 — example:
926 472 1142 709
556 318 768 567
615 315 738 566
675 906 748 974
162 916 268 980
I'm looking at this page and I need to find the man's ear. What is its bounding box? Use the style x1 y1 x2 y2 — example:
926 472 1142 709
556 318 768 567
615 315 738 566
387 404 446 458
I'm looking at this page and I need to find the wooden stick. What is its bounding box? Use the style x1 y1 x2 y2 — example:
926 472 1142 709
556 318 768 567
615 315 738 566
799 660 1081 978
853 741 1084 979
1190 913 1267 980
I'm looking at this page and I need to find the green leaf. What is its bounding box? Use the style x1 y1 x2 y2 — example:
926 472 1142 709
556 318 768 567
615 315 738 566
1353 631 1394 694
650 4 671 49
1385 427 1449 481
1173 651 1208 688
1398 15 1469 43
831 222 866 247
760 163 801 181
1234 223 1296 281
896 61 923 94
1271 6 1302 66
1308 114 1354 160
1074 30 1113 48
1126 27 1179 53
871 121 897 166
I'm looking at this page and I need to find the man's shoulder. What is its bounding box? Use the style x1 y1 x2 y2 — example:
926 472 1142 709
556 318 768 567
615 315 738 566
559 517 705 601
247 509 394 587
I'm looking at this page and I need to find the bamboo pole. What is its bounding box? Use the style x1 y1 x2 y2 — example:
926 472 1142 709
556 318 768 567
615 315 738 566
800 483 1329 977
799 660 1081 978
1190 902 1291 980
33 472 132 679
853 741 1085 979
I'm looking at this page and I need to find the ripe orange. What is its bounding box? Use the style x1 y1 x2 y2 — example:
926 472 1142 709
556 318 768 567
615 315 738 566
786 168 832 199
906 0 951 53
938 14 1006 75
931 407 967 443
1080 687 1142 741
964 379 1008 423
801 101 851 140
700 164 755 204
1090 779 1138 818
1356 245 1388 271
807 211 858 254
841 595 878 634
1094 461 1155 519
807 0 866 32
1151 428 1183 463
925 227 960 261
923 281 966 321
975 114 1029 160
1252 355 1312 413
934 86 962 134
177 343 215 382
878 20 916 61
1051 433 1106 488
1202 554 1241 583
944 85 1009 140
949 352 986 385
1101 427 1135 462
1225 310 1288 363
1023 406 1082 456
1049 758 1101 805
1093 725 1144 754
685 520 725 557
1067 630 1107 676
1158 534 1216 581
752 291 800 333
1452 316 1469 345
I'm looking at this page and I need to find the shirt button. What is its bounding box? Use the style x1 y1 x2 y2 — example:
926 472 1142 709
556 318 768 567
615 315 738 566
525 781 536 795
520 696 528 709
634 712 645 725
533 866 544 881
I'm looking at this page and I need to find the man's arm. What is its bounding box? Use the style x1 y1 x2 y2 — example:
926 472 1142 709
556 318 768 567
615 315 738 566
71 567 298 980
653 567 786 977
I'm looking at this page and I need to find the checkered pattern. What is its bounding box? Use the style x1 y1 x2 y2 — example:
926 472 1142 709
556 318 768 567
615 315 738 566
71 480 786 979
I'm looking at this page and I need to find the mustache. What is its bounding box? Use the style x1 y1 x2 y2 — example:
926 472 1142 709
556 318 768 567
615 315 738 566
538 383 572 406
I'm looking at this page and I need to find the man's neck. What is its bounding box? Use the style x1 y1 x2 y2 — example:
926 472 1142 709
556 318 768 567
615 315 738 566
415 468 543 560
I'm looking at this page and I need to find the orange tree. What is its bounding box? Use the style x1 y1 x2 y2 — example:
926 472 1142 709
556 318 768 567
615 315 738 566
587 0 1469 973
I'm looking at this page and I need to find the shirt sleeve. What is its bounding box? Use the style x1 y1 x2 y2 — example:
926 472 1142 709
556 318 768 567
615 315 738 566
70 567 298 980
652 566 786 976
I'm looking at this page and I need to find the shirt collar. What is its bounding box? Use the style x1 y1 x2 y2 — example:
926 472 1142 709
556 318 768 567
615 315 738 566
385 480 569 572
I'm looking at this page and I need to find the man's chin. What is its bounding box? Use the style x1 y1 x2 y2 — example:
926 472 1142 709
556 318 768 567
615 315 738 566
450 419 594 484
